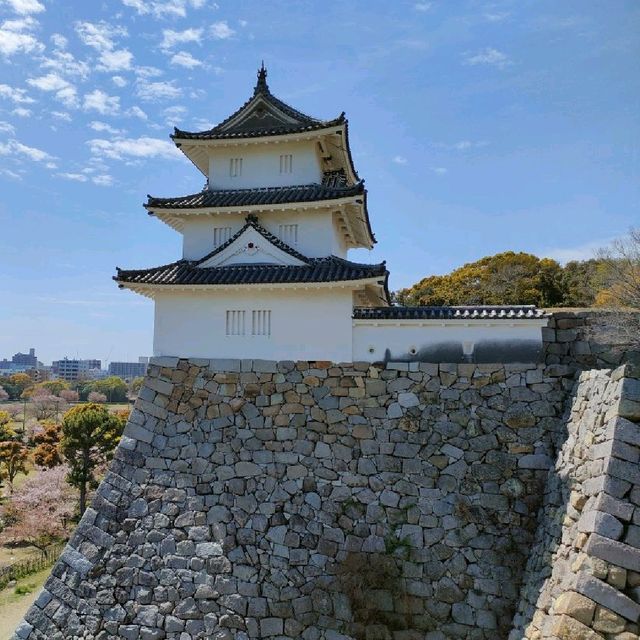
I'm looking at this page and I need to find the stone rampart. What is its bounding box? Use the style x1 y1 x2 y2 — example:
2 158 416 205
544 311 640 370
15 358 573 640
511 364 640 639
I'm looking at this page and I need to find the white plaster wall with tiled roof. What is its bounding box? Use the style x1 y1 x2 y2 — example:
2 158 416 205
153 287 354 362
208 140 322 190
181 209 348 261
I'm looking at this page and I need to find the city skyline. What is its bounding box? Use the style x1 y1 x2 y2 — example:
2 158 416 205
1 1 638 362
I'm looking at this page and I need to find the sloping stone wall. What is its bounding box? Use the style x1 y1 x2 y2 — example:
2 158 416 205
511 365 640 639
14 358 572 640
544 311 640 370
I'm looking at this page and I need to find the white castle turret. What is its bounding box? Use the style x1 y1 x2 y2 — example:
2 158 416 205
116 66 547 363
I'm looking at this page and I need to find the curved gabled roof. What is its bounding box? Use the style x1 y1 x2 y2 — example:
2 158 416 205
172 65 345 141
145 178 365 210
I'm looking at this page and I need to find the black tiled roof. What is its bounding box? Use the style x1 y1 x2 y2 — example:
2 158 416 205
146 174 364 210
115 256 387 288
116 214 387 289
353 306 548 320
172 66 345 141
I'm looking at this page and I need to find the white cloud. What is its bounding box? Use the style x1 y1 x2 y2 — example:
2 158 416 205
0 138 54 162
75 21 127 52
12 107 31 117
464 47 512 69
160 27 202 50
112 75 127 87
432 167 448 175
211 21 234 39
51 110 72 121
41 50 90 78
0 83 34 103
0 16 44 57
98 48 133 72
543 239 605 264
27 72 78 108
432 140 489 151
163 105 186 124
2 0 45 15
87 136 181 161
136 80 180 102
92 174 113 186
89 120 124 134
414 3 432 11
126 105 148 120
238 20 248 28
170 50 202 68
122 0 207 19
0 121 15 134
58 172 87 182
134 65 163 79
392 155 408 165
484 11 510 22
51 33 67 49
83 89 120 115
0 167 23 179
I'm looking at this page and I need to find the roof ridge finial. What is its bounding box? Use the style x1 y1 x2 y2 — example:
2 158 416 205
254 61 268 94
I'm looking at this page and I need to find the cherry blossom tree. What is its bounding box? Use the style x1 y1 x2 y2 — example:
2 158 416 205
87 391 107 403
31 394 66 421
59 389 79 403
3 466 76 554
0 387 8 402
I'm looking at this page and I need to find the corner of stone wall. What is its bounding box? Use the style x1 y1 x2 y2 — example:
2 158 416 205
512 364 640 640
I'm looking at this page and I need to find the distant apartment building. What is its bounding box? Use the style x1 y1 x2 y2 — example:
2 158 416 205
12 348 38 367
108 360 148 379
52 358 102 381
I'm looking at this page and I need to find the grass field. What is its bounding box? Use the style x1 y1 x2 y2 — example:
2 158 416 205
0 566 51 639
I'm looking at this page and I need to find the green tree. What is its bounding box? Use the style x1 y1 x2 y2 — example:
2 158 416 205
0 441 29 493
80 376 128 403
60 403 125 515
38 380 70 396
559 259 602 307
396 252 564 307
129 377 145 396
10 373 34 398
30 420 63 468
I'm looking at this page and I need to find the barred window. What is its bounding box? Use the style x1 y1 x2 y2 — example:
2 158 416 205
225 310 245 336
278 224 298 246
229 157 243 177
279 154 293 174
251 310 271 336
213 226 232 247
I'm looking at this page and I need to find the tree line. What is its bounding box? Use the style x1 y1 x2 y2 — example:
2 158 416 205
394 229 639 311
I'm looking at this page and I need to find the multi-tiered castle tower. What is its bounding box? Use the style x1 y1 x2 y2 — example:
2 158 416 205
116 66 547 363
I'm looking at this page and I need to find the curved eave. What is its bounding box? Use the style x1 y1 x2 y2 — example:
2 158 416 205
173 124 347 177
145 193 375 250
115 275 386 300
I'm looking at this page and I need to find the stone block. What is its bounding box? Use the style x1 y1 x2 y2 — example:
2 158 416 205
553 591 596 626
578 511 624 540
607 416 640 446
593 494 634 522
209 358 241 372
549 614 602 640
575 573 640 621
518 454 553 470
585 533 640 571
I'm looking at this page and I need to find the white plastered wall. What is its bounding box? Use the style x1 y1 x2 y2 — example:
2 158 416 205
208 140 322 190
353 321 546 362
181 210 348 260
153 287 354 362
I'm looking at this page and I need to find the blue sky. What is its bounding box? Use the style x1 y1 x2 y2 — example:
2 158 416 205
0 0 638 365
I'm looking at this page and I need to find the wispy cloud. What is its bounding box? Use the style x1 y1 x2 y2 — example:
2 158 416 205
126 105 148 120
136 80 181 102
88 120 124 135
392 155 408 165
0 138 55 163
57 172 87 182
211 21 234 39
3 0 45 15
75 21 127 52
170 51 202 68
83 89 120 115
87 136 181 161
112 75 127 87
0 83 34 104
11 107 31 117
0 16 44 57
414 3 432 12
98 49 133 72
160 27 203 50
464 47 512 69
27 72 78 108
542 239 607 264
432 140 489 151
431 167 448 175
0 121 16 134
41 50 90 79
121 0 207 19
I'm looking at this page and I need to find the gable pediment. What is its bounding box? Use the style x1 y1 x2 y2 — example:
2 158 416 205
219 96 302 133
198 226 308 268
